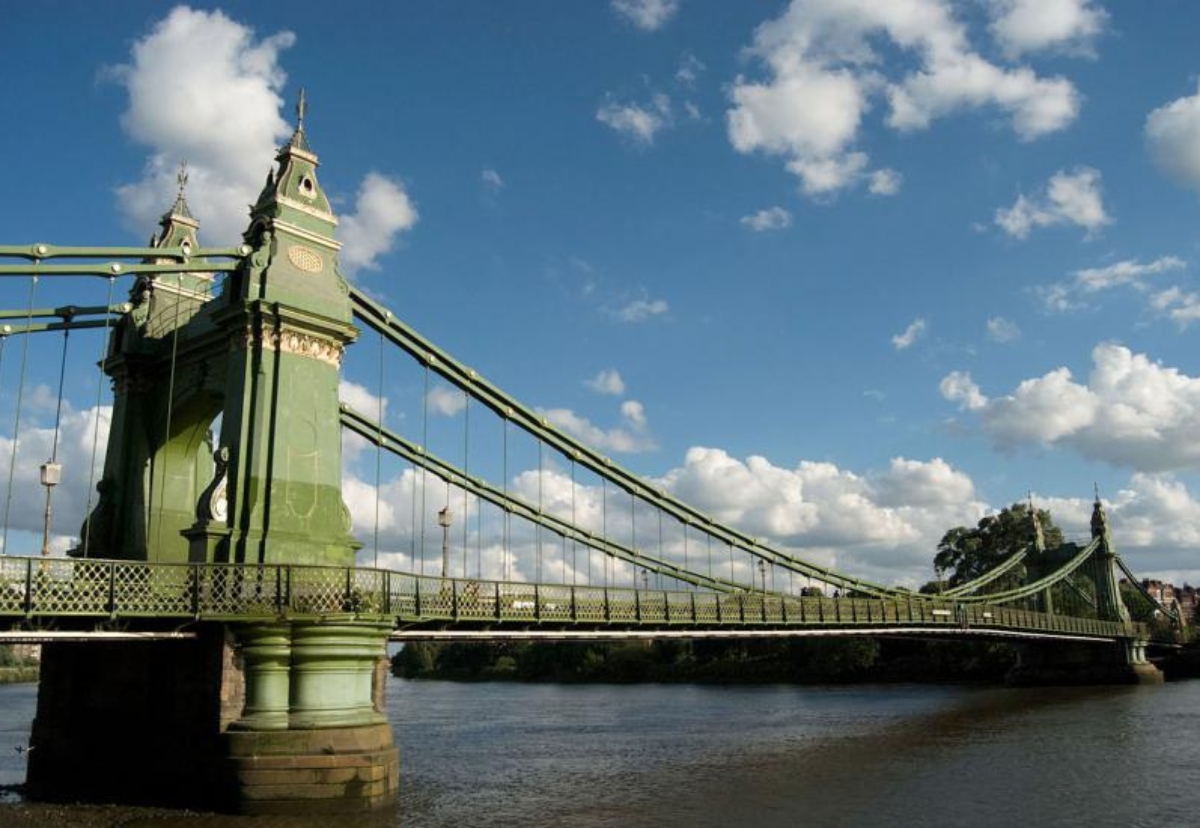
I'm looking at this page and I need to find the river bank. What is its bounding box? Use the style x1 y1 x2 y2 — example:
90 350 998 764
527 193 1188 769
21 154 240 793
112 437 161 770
393 637 1022 685
0 667 38 685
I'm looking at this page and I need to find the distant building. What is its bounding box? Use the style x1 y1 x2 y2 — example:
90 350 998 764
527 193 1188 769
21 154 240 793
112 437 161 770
10 643 40 663
1141 579 1196 624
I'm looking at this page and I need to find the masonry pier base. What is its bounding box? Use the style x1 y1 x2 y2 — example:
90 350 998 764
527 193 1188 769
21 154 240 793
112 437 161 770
1005 639 1164 686
25 620 397 814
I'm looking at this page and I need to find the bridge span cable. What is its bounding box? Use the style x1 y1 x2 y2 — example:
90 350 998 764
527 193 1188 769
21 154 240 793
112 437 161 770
1062 573 1098 609
1 275 38 556
351 286 1108 606
349 287 916 600
341 404 744 592
1115 554 1181 624
940 547 1030 598
340 405 742 593
81 278 118 558
950 539 1101 605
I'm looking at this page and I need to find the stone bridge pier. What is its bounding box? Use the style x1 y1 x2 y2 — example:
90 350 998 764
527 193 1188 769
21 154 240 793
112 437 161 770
1005 637 1163 686
26 620 397 813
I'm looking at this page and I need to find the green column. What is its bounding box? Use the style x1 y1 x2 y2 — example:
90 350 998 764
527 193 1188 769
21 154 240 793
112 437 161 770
288 621 391 729
231 623 292 731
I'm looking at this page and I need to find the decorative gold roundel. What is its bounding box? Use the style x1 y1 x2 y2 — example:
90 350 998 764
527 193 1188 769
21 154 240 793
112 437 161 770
287 244 324 273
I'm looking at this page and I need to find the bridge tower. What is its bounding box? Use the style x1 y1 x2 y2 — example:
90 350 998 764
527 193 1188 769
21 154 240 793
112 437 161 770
1008 496 1161 685
29 100 398 814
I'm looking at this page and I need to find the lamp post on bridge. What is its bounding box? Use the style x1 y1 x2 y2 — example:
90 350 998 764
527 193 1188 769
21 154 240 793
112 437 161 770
757 559 767 592
438 505 452 578
39 460 60 556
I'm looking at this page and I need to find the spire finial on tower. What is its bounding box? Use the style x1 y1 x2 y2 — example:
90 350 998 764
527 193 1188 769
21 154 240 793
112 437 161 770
162 159 194 222
283 88 312 153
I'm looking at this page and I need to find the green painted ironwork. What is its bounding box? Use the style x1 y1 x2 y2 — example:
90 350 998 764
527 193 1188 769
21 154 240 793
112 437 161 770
0 554 1144 642
0 318 115 336
0 113 1169 660
0 304 126 320
350 288 912 601
952 539 1100 604
1116 554 1182 624
0 263 240 277
340 404 740 594
0 244 249 261
941 547 1029 597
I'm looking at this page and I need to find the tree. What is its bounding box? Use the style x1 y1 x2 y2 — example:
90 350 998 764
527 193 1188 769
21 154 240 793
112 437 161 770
934 503 1063 587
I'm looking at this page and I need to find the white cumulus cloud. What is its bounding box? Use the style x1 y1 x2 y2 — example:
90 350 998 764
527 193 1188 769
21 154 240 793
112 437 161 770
940 371 988 411
988 0 1108 58
481 168 504 191
585 369 626 396
986 316 1021 343
339 380 387 419
994 167 1110 239
337 172 419 274
659 448 987 585
427 385 467 417
111 7 418 271
1152 287 1200 329
597 94 673 146
740 206 793 232
542 400 656 454
1146 81 1200 194
946 343 1200 472
110 6 296 244
892 318 926 350
1039 476 1200 585
868 168 903 196
612 0 680 31
615 296 669 323
727 0 1080 197
1037 255 1186 314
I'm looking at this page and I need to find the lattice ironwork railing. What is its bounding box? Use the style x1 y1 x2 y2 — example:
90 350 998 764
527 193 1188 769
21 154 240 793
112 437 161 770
0 555 1148 642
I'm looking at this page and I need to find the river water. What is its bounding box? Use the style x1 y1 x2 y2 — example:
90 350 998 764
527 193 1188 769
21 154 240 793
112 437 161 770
1 678 1197 826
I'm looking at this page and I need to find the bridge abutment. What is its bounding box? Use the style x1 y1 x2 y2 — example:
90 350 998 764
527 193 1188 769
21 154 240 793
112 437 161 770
1006 639 1163 686
26 620 398 814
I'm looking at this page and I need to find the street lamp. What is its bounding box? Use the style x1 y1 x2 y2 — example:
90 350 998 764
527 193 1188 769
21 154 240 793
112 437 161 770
438 506 452 577
757 559 767 592
640 568 650 591
39 460 61 556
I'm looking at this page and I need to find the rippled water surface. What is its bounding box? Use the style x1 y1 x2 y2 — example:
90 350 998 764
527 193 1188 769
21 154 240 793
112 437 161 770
2 678 1198 826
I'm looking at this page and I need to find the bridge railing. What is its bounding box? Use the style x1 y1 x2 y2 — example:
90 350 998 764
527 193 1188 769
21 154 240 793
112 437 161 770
0 556 1143 640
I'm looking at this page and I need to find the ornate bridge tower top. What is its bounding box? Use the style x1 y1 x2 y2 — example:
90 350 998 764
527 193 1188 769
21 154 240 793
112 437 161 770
84 92 360 568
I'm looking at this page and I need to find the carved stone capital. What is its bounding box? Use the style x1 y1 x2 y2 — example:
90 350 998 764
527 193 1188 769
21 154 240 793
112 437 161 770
233 325 344 367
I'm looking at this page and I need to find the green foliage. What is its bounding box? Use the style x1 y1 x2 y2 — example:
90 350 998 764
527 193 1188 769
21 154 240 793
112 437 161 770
390 637 896 684
935 503 1063 586
391 642 435 678
1119 582 1158 623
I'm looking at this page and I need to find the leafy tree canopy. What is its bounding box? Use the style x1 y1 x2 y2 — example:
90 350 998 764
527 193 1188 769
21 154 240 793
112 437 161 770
934 503 1062 587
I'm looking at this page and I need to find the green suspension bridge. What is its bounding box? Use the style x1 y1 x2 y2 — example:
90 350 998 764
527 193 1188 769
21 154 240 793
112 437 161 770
0 102 1182 813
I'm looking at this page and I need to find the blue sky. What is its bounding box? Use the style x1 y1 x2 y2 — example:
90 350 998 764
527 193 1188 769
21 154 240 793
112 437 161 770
2 0 1199 587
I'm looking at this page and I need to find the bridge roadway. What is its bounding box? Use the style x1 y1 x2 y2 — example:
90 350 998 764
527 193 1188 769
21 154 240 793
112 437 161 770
0 554 1144 645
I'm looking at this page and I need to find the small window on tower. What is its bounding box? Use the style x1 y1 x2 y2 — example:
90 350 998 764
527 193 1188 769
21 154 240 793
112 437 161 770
300 176 315 198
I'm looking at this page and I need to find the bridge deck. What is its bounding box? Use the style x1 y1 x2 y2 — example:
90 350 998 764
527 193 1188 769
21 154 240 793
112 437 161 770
0 556 1143 643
